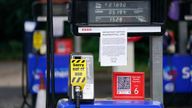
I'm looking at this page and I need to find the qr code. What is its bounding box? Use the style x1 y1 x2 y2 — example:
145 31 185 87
117 76 131 94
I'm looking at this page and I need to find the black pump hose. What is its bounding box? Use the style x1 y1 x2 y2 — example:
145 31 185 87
75 86 81 108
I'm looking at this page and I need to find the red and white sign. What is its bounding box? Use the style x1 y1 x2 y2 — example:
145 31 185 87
78 27 161 33
55 38 73 55
112 72 145 100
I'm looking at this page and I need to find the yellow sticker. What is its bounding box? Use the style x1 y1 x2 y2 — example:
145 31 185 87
33 31 43 50
70 59 87 90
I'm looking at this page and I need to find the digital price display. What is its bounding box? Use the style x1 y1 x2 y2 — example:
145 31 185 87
88 1 150 24
69 0 166 36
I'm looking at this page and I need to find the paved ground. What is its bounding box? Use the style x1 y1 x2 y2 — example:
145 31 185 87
0 61 113 108
0 87 22 108
0 61 191 108
0 61 23 108
0 61 22 87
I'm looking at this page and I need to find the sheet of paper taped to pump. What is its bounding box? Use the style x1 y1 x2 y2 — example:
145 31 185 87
99 29 127 66
70 59 87 90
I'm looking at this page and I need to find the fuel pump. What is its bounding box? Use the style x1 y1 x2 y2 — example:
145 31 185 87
57 0 165 107
69 54 94 107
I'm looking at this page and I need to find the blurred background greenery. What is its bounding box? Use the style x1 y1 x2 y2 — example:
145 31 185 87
0 0 172 61
0 0 33 60
0 0 172 76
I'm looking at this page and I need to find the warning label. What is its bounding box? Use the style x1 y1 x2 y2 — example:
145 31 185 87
70 59 87 90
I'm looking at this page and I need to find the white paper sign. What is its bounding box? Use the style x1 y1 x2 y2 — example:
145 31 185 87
37 16 68 37
53 17 64 36
100 29 127 66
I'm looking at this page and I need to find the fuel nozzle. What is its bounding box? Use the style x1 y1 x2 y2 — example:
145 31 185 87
74 86 81 108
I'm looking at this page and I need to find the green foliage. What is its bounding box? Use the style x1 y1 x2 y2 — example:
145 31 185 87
134 38 149 77
82 37 104 72
0 41 22 60
0 0 33 42
0 0 33 60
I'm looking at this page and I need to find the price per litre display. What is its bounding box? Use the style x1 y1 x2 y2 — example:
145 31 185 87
70 59 87 90
113 72 145 100
89 1 150 24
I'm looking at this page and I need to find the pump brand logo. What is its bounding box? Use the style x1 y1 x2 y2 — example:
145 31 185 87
81 28 92 31
182 66 192 80
33 68 68 80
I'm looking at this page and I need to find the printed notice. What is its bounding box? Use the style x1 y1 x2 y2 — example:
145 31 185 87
53 17 68 37
100 30 127 66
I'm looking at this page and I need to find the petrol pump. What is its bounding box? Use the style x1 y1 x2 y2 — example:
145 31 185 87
22 0 74 108
163 0 192 106
55 0 165 108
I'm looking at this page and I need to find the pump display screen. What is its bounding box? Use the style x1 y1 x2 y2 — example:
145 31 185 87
88 1 150 24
